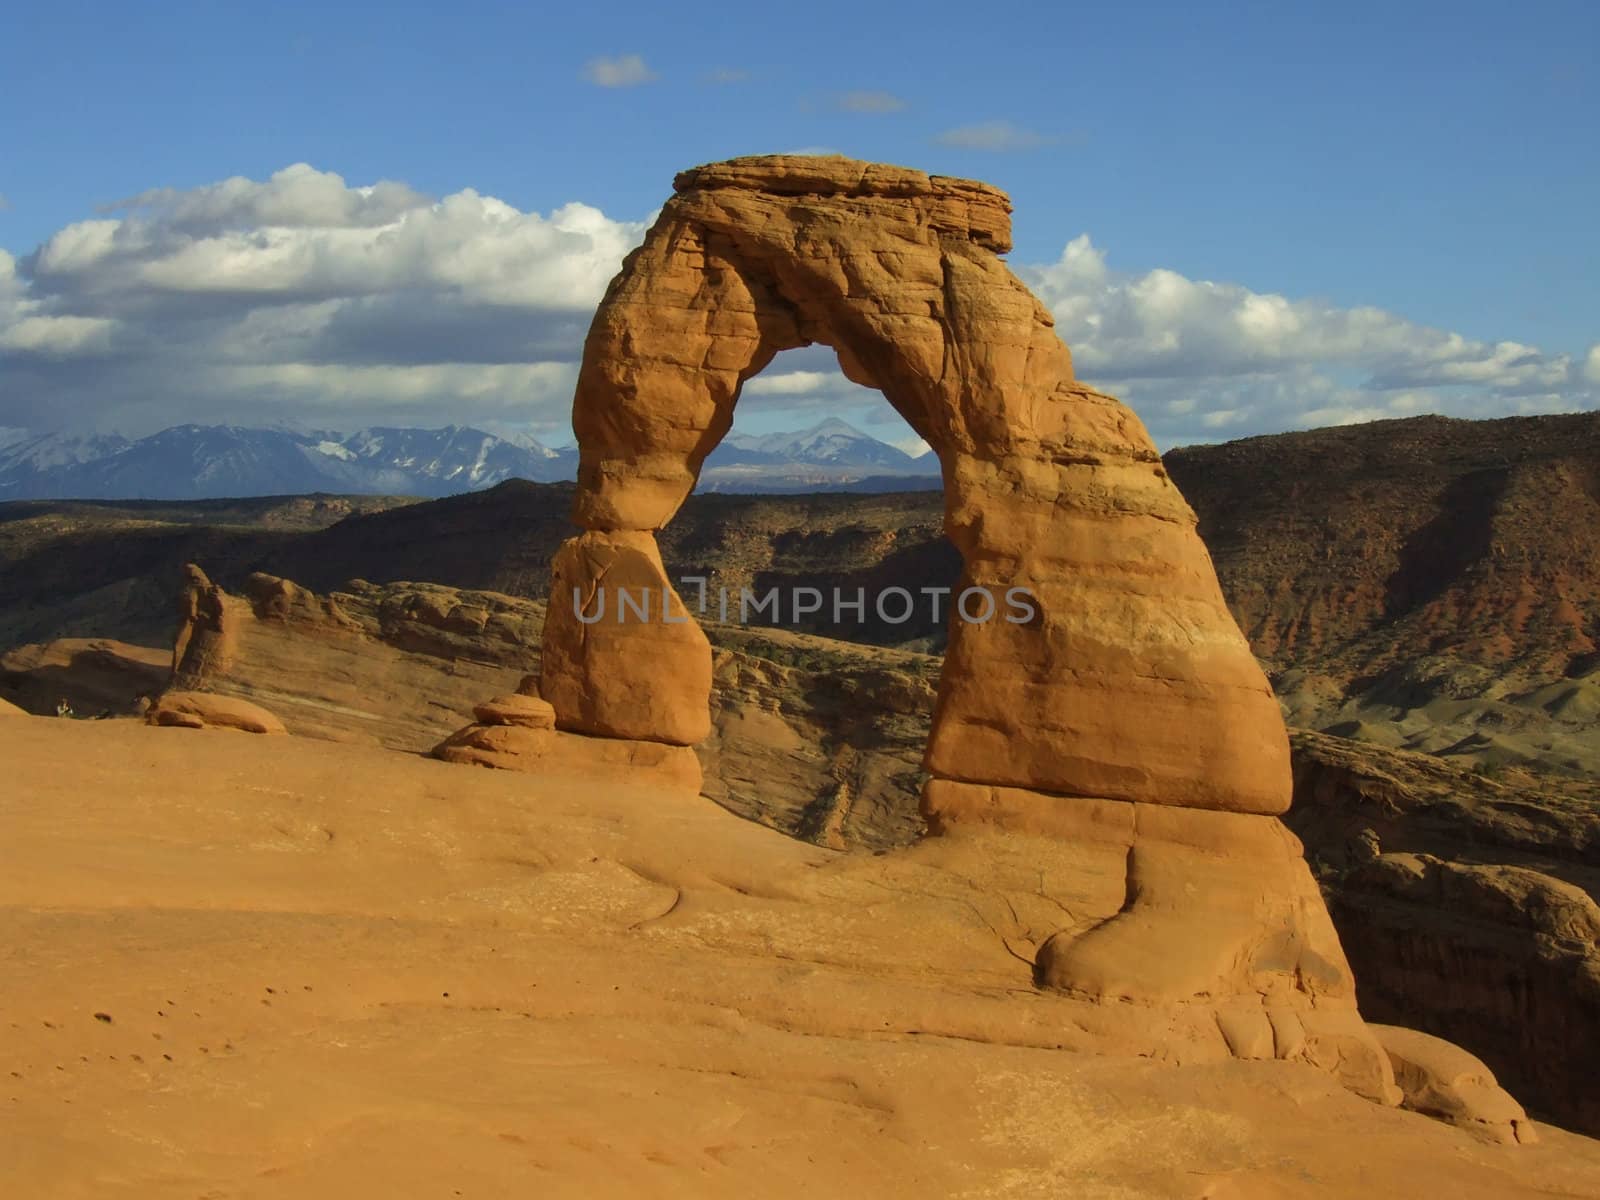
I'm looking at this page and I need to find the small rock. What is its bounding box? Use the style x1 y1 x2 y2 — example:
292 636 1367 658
471 694 556 730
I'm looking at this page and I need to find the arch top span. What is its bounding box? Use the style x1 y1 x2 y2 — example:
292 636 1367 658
570 153 1072 534
548 154 1294 818
671 156 1015 252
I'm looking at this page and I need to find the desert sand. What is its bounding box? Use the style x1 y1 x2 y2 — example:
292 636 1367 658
5 716 1600 1198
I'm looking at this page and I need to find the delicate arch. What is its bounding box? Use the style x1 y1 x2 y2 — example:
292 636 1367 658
542 155 1291 816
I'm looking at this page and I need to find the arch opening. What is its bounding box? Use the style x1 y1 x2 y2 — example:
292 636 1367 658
674 346 957 650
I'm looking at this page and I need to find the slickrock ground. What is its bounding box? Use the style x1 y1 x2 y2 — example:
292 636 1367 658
15 566 1596 1135
6 716 1600 1198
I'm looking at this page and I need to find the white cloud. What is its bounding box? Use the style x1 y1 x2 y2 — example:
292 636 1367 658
582 54 657 88
935 121 1048 152
1026 235 1566 389
31 172 640 311
2 165 1593 448
0 193 11 212
109 164 427 232
834 90 907 114
0 314 118 356
2 166 645 436
1019 235 1594 444
743 370 837 395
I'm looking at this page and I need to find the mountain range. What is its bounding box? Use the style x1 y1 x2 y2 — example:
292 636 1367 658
0 418 939 501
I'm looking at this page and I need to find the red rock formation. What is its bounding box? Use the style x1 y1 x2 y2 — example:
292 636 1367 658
1374 1024 1539 1145
413 157 1537 1123
545 154 1290 815
147 690 286 734
529 155 1416 1101
540 530 710 745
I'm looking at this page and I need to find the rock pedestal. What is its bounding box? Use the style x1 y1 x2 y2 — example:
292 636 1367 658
539 530 711 745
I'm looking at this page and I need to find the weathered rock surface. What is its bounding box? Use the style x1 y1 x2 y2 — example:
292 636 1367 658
471 692 556 729
555 154 1291 815
697 623 936 849
13 562 1575 1131
13 562 1592 1132
539 530 710 745
0 638 169 717
432 724 703 793
925 778 1398 1103
165 565 544 748
147 690 287 734
9 412 1599 783
0 695 26 716
14 717 1600 1197
1287 729 1600 1135
1375 1024 1539 1145
1167 413 1600 686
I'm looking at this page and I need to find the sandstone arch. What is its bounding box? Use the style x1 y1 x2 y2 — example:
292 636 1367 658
519 157 1433 1103
542 155 1292 817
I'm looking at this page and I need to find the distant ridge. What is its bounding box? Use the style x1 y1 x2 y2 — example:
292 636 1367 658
0 418 938 500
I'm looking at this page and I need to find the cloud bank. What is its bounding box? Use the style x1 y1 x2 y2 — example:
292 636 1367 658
1020 236 1596 440
2 165 645 437
1 164 1593 445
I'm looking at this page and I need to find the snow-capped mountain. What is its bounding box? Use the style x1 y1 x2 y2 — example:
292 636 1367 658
698 417 940 491
0 425 575 501
713 417 933 471
0 419 938 500
332 426 573 491
0 432 138 498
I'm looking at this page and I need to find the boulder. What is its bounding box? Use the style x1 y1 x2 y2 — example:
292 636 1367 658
1373 1024 1539 1145
472 694 557 729
432 721 701 793
147 691 287 735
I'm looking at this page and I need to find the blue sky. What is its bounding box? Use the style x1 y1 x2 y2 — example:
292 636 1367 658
2 0 1596 448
